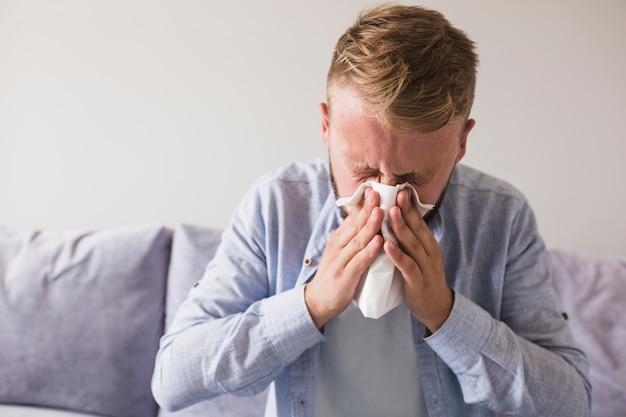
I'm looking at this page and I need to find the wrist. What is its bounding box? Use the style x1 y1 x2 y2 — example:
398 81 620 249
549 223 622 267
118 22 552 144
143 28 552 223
304 283 330 329
423 289 454 334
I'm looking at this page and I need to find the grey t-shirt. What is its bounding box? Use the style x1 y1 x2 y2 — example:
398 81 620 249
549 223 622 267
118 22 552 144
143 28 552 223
313 301 429 417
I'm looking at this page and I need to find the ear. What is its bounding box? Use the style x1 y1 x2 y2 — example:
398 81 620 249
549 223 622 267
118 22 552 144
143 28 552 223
320 102 330 148
456 118 475 163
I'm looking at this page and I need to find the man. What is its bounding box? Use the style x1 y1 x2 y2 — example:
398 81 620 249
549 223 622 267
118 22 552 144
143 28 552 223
152 4 591 416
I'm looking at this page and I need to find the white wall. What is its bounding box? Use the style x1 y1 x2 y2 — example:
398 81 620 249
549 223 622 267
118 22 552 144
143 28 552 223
1 0 624 256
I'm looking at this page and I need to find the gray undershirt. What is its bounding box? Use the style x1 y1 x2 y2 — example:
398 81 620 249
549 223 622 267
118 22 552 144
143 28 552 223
313 301 429 417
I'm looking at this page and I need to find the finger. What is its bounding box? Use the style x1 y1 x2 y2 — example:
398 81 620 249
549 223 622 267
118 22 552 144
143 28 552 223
396 189 422 226
335 188 380 244
347 233 384 276
326 206 384 277
383 238 424 278
394 190 437 256
340 206 384 267
388 205 427 261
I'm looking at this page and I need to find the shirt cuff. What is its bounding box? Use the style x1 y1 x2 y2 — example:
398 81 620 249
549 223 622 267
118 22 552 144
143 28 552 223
261 285 324 363
424 292 493 373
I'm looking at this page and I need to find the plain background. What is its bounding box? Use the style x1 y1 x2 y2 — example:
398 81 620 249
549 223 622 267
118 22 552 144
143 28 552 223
1 0 624 256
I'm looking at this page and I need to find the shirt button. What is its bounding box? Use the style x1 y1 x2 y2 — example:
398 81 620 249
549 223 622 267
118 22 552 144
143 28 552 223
303 258 312 266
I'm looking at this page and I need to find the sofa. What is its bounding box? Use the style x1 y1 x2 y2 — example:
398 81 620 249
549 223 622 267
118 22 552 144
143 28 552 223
0 224 624 417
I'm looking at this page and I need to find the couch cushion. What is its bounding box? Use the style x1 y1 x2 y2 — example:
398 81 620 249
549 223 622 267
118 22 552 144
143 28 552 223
0 225 171 417
164 224 223 330
0 404 104 417
548 249 626 417
160 224 267 417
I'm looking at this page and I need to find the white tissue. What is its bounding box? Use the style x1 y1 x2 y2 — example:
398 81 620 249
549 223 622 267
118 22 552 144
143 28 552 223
336 181 434 319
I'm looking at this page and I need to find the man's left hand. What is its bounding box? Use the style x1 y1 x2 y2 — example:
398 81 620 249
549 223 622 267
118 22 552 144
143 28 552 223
384 188 453 333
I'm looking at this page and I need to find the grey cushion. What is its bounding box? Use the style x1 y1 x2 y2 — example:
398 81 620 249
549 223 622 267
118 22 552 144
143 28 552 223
163 224 223 330
159 224 267 417
549 249 626 417
0 225 171 417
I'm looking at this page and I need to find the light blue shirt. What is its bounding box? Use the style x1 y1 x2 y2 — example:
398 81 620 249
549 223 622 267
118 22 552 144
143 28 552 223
152 158 591 417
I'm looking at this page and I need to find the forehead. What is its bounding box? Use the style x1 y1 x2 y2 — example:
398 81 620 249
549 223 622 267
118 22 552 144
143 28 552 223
326 94 467 191
328 86 377 124
328 87 463 136
329 89 463 164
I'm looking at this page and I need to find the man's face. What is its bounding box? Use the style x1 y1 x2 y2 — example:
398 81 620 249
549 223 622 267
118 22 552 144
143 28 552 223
320 88 474 209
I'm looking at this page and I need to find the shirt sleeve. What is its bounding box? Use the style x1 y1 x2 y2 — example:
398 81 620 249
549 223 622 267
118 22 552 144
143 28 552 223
151 178 324 412
425 201 592 416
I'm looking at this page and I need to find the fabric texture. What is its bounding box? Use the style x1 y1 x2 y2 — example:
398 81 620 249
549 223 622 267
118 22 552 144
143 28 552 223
0 225 171 417
548 249 626 417
153 158 590 417
0 404 105 417
158 224 268 417
313 302 428 417
164 224 223 330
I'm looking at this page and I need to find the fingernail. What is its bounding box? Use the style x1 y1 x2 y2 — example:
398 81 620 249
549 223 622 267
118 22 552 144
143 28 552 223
366 189 373 205
398 190 408 205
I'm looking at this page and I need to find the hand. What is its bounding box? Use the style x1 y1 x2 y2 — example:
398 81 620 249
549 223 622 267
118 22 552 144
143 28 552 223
384 189 453 333
305 189 384 328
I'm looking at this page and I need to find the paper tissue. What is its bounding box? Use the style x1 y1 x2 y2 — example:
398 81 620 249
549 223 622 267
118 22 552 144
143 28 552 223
336 181 433 319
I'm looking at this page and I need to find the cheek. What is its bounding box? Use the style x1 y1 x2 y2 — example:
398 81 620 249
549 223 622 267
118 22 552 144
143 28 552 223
416 175 452 206
328 152 354 198
330 165 361 200
334 172 361 199
415 187 442 206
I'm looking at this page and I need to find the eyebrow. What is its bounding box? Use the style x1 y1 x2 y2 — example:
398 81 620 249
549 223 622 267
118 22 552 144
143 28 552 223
347 161 427 181
348 162 376 173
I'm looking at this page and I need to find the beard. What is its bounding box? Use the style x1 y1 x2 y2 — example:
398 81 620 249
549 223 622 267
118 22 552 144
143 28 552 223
329 159 350 220
421 185 447 225
329 158 452 225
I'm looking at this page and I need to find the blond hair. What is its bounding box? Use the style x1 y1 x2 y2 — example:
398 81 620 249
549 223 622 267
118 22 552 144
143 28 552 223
327 4 478 133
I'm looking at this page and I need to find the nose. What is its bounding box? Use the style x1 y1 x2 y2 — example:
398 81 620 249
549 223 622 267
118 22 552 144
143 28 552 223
376 174 400 186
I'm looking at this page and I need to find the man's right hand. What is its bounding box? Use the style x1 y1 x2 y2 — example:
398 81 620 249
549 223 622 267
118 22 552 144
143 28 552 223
304 188 384 328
